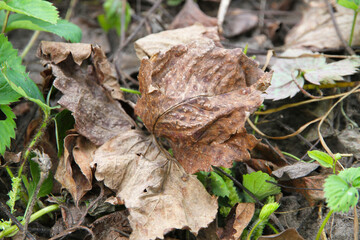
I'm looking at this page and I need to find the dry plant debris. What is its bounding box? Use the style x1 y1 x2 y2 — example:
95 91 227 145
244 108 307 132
38 25 271 239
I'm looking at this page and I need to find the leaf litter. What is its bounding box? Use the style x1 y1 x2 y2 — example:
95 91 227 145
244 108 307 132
38 24 272 239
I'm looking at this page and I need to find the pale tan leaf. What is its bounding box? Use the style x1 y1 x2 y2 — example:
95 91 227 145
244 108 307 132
285 5 360 50
135 38 271 173
55 134 96 205
92 130 218 240
134 24 221 59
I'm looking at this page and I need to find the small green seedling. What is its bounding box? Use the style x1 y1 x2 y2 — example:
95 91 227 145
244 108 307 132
97 0 131 36
247 201 280 240
337 0 360 46
308 150 342 174
308 151 360 240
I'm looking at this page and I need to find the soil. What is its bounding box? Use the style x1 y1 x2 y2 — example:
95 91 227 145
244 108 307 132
1 0 360 239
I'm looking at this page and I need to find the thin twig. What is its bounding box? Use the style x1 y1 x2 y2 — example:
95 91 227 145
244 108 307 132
255 89 360 115
266 180 323 191
0 201 36 240
317 84 360 166
263 138 290 165
276 120 315 148
111 0 163 60
324 0 356 55
354 206 359 240
291 71 322 99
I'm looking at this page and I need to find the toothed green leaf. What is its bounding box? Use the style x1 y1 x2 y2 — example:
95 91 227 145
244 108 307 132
243 171 281 202
0 105 16 155
0 0 59 24
1 12 82 42
324 167 360 212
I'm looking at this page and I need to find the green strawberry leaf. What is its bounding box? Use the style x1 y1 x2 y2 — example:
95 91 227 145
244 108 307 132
0 105 16 155
0 34 45 104
210 172 230 197
2 12 82 42
243 171 281 202
308 150 334 168
324 168 360 213
0 0 58 24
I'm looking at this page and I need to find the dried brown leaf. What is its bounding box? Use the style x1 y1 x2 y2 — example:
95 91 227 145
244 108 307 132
223 9 258 38
272 162 320 181
39 42 135 145
258 228 304 240
219 203 255 240
134 24 222 59
92 130 218 240
38 41 92 65
285 5 360 50
135 38 271 173
55 134 96 205
169 0 218 30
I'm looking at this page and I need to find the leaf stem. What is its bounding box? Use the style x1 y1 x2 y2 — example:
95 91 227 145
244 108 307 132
247 219 263 240
0 204 59 238
120 87 141 95
1 10 10 34
21 31 40 60
349 11 358 47
18 110 50 178
315 209 334 240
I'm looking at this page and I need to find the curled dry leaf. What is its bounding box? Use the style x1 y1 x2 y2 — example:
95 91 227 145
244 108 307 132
285 5 360 49
92 130 218 239
134 24 222 59
39 42 135 146
135 38 272 173
169 0 218 30
55 133 96 205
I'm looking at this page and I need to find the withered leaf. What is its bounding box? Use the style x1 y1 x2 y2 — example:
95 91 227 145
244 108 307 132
169 0 218 30
285 5 360 50
218 203 255 240
134 24 222 59
39 42 135 146
135 38 271 173
272 162 320 181
223 9 258 38
55 133 96 205
92 130 218 240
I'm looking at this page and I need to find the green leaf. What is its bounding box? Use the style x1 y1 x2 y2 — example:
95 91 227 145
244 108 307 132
0 0 59 24
97 0 131 36
167 0 184 6
210 172 230 197
0 34 45 104
28 159 53 198
54 110 75 157
243 171 281 202
324 173 359 213
3 13 82 42
308 150 334 168
337 0 360 11
0 105 16 155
